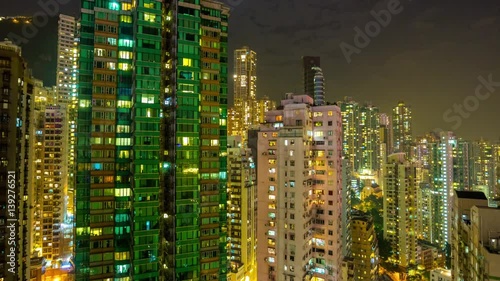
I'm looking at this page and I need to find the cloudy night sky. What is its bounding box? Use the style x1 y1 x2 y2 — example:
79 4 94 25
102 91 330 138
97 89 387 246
1 0 499 140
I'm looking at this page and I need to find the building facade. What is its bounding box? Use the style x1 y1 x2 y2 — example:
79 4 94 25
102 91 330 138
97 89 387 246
162 1 230 280
256 93 343 281
302 56 321 97
233 46 257 138
312 66 325 106
392 101 413 157
56 14 78 104
359 104 380 173
0 39 34 281
351 211 379 281
451 191 500 281
227 136 257 281
383 153 418 268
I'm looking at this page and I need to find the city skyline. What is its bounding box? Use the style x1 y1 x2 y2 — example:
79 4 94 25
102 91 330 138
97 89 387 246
1 0 500 140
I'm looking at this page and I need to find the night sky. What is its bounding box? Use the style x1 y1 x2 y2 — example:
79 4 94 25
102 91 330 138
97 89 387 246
1 0 499 140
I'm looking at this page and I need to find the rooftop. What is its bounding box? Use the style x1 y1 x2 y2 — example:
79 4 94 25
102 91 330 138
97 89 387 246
455 190 488 200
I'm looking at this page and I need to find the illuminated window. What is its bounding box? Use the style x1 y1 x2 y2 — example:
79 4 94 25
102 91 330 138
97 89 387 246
314 131 324 137
118 39 134 47
116 138 131 146
117 100 132 108
118 63 130 71
141 94 154 104
182 58 192 66
119 51 133 59
120 15 132 23
108 2 120 10
115 188 131 197
115 252 130 261
107 62 116 70
79 100 91 108
90 228 103 236
121 2 132 10
275 115 283 121
107 38 117 46
144 12 156 22
328 111 333 116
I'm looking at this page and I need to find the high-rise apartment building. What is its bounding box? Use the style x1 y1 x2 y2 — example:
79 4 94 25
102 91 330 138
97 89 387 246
383 153 418 268
342 159 353 259
32 80 53 259
392 101 413 156
469 140 497 200
233 46 257 142
256 93 343 281
312 66 325 106
40 105 70 262
31 83 56 280
379 113 394 163
429 132 455 248
56 14 78 104
0 39 34 281
417 183 435 242
76 1 163 280
77 1 230 280
339 97 381 174
228 107 242 137
302 56 320 97
339 97 360 172
162 1 229 280
351 210 379 281
452 138 470 191
359 103 380 172
255 95 276 124
56 15 79 233
227 136 257 281
451 190 500 281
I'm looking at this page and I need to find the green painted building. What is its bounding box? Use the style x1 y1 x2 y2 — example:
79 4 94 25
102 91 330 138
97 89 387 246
75 0 229 280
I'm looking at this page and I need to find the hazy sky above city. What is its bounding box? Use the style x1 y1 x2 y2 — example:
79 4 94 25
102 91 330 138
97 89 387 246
1 0 499 140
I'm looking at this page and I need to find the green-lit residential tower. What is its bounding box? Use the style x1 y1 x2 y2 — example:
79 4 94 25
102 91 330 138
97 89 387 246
76 0 229 279
162 1 229 281
76 0 164 280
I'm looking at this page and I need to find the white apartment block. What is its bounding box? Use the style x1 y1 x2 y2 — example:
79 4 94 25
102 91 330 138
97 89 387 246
256 93 343 281
452 190 500 281
56 14 77 104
